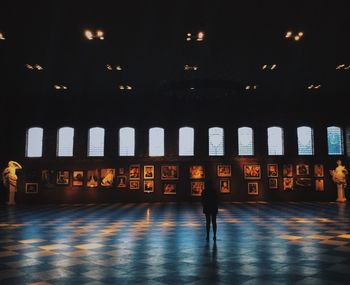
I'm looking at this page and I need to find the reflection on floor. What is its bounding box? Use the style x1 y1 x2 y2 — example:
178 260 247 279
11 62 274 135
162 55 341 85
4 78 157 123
0 202 350 284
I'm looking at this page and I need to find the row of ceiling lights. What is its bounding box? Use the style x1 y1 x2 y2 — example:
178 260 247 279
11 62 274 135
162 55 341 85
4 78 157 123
0 32 5 40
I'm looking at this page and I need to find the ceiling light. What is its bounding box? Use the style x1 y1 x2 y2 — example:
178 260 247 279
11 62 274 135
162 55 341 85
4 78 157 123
187 33 191 37
285 30 304 41
54 85 68 90
197 31 204 41
26 64 34 70
294 35 300 41
26 64 44 71
35 64 43 70
285 31 292 38
184 64 198 71
336 64 350 70
84 30 93 40
307 84 321 90
0 32 5 40
84 29 104 40
106 64 112 70
126 85 132 90
271 64 277 70
262 65 267 70
119 85 125 90
116 65 122 71
262 64 277 70
245 85 257 91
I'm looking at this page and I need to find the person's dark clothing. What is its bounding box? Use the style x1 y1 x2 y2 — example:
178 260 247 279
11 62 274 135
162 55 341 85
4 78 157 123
202 188 218 240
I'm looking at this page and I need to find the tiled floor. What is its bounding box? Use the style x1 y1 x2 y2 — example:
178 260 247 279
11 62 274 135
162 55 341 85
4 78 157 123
0 202 350 284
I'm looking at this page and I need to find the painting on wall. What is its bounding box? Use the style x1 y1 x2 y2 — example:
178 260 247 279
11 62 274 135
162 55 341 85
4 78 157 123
163 182 177 195
56 170 69 185
100 169 115 187
283 177 294 190
144 165 154 179
217 165 231 177
296 164 310 176
161 165 179 180
191 181 205 196
25 183 38 194
314 164 324 177
315 179 324 191
129 165 140 180
86 169 99 188
116 175 127 188
243 164 261 179
247 182 259 195
219 179 230 193
283 164 293 177
189 165 205 179
41 170 55 188
267 164 278 177
130 180 140 190
295 178 312 188
144 180 154 193
72 171 84 187
268 178 278 189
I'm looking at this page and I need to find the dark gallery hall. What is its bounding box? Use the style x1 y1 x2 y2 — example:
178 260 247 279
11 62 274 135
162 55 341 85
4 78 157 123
0 0 350 284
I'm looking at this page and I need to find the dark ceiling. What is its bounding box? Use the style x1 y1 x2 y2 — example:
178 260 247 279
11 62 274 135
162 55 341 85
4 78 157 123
0 0 349 122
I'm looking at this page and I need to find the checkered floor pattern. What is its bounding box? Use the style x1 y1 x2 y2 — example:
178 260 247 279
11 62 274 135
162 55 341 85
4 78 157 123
1 202 350 284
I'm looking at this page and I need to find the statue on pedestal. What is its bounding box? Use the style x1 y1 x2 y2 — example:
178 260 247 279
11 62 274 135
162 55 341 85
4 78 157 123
2 161 22 205
330 160 348 202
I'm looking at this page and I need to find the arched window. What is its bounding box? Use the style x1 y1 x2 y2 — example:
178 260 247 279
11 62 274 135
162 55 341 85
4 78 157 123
268 127 284 155
209 127 224 156
149 127 164 156
179 127 194 156
119 127 135 156
238 127 254 156
57 127 74 157
26 127 43 157
297 126 314 155
327 126 344 155
88 127 105 157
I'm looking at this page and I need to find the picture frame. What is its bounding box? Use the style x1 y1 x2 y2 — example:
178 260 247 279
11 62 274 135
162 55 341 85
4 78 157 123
41 170 55 188
267 164 278 177
219 179 230 193
189 165 205 179
144 180 154 193
315 178 324 191
130 180 140 190
217 164 232 177
25 183 38 194
101 168 115 187
56 170 69 185
268 178 278 189
296 164 310 176
314 164 324 177
295 178 312 188
191 181 205 196
163 182 177 195
116 175 127 188
243 164 261 180
283 177 294 190
283 164 293 177
119 168 125 175
72 171 84 187
144 165 154 179
161 165 179 180
247 182 259 195
86 169 99 188
129 165 140 180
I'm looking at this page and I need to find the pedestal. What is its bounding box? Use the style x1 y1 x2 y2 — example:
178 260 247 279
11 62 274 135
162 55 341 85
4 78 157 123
7 185 16 205
336 184 347 203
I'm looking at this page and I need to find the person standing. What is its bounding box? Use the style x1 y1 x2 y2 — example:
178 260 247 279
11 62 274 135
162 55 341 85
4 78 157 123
201 180 218 241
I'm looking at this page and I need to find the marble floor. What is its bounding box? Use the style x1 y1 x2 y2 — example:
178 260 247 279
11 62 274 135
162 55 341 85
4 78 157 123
0 202 350 285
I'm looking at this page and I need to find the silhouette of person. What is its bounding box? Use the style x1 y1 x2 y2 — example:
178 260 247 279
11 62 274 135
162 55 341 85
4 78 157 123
201 179 218 241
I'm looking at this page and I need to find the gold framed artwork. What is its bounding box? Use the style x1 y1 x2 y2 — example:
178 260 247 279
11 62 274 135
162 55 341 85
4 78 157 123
101 168 115 187
25 183 38 194
283 177 293 190
243 164 261 179
314 164 324 177
161 165 179 180
217 165 231 177
247 182 259 195
296 164 310 176
191 181 205 196
144 165 154 179
267 164 278 177
219 179 230 193
283 164 293 177
295 178 312 187
189 165 205 179
116 175 127 188
41 170 55 188
144 180 154 193
163 182 177 195
118 168 125 175
130 180 140 190
315 178 324 191
72 171 84 187
56 170 69 185
268 178 278 189
129 165 140 180
86 169 99 188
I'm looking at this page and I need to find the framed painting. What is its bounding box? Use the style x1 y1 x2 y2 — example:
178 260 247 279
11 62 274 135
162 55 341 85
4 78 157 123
296 164 310 176
283 177 294 190
295 178 312 187
191 181 205 196
130 180 140 190
144 165 154 179
25 183 38 194
217 165 231 177
283 164 293 177
116 175 127 188
56 170 69 185
267 164 278 177
243 164 261 179
129 165 140 180
163 182 177 195
72 171 84 187
189 165 205 179
41 170 55 188
161 165 179 180
315 178 324 191
119 167 125 175
268 178 278 189
314 164 324 177
219 179 230 193
86 169 99 188
101 168 115 187
247 182 259 195
144 180 154 193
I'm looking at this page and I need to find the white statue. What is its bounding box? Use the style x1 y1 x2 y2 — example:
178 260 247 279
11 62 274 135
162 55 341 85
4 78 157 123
2 161 22 205
330 160 348 202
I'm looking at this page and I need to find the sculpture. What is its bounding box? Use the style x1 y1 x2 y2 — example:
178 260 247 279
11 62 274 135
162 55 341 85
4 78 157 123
2 161 22 205
330 160 348 202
